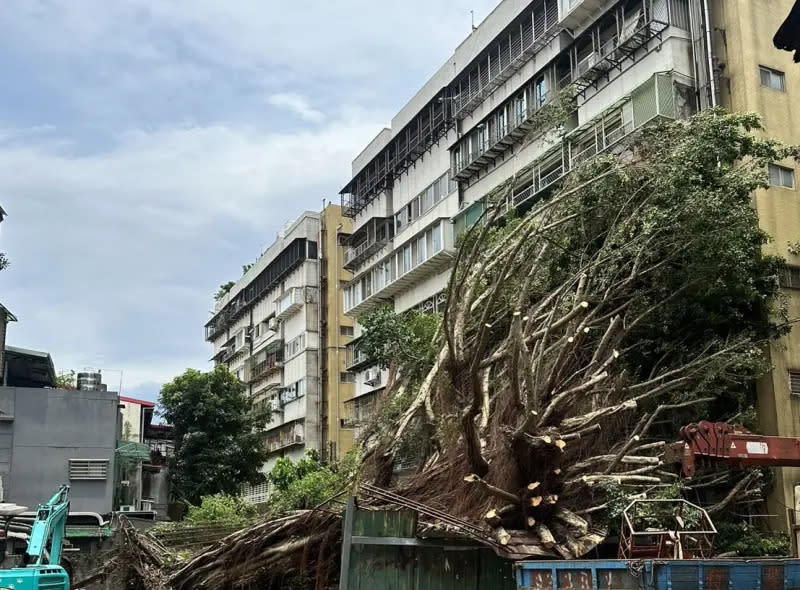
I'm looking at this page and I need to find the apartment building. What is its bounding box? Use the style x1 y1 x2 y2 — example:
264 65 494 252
709 0 800 531
339 0 800 524
205 206 355 502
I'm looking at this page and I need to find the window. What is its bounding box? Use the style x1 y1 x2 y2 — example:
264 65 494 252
791 371 800 396
340 326 354 337
769 164 795 189
760 66 785 91
432 223 443 253
403 245 412 275
69 459 109 480
534 76 549 108
781 266 800 289
497 107 508 137
340 372 356 383
279 378 306 405
284 334 305 358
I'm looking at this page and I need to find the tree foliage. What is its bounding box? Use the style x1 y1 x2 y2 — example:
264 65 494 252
368 110 797 556
55 370 76 390
359 306 440 379
267 450 360 515
214 281 235 301
159 366 271 504
186 493 258 526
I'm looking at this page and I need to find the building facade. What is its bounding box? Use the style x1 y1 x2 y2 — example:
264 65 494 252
206 206 355 502
0 386 119 513
707 0 800 531
339 0 799 524
340 0 700 432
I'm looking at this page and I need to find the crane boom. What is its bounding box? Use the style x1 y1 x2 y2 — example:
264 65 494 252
663 420 800 477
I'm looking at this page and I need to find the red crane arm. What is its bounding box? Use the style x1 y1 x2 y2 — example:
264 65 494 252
663 420 800 477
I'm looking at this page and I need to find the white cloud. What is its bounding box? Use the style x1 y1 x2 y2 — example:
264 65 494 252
267 93 325 123
0 0 500 393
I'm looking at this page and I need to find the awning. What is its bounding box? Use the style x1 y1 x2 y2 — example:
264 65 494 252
116 440 152 462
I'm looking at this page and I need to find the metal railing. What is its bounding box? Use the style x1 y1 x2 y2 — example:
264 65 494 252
454 90 552 176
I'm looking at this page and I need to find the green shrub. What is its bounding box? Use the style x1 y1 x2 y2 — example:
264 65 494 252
185 493 257 525
715 521 790 557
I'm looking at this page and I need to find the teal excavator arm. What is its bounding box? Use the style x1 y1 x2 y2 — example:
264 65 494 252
25 484 69 567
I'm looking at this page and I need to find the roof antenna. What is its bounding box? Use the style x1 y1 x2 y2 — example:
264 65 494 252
471 10 477 31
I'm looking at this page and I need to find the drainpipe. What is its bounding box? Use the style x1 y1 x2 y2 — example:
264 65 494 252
687 0 701 112
318 203 325 461
702 0 718 107
334 222 343 462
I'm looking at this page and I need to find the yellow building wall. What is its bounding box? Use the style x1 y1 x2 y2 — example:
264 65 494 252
320 205 356 461
714 0 800 529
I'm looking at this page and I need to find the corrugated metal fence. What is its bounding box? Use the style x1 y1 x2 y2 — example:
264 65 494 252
340 499 516 590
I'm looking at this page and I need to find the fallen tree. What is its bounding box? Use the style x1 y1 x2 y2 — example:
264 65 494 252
361 109 796 556
83 111 797 589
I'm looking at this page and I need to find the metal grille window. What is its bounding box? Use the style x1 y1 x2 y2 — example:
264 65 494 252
760 66 786 91
69 459 109 480
790 371 800 396
769 164 795 189
781 266 800 289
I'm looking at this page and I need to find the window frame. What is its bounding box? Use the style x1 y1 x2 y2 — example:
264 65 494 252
759 66 786 92
790 370 800 396
769 163 795 189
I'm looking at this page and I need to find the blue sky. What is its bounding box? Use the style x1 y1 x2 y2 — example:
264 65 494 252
0 1 498 402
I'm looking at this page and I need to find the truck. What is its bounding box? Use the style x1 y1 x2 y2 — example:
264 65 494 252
516 421 800 589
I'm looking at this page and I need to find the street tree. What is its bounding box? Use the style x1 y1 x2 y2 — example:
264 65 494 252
159 365 271 505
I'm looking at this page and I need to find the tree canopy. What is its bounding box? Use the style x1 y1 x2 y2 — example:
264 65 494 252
361 110 798 557
159 366 271 504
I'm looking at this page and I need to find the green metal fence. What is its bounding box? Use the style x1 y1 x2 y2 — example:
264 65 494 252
340 499 516 590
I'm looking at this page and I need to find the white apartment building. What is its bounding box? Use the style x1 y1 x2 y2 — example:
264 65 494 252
341 0 705 424
206 212 322 495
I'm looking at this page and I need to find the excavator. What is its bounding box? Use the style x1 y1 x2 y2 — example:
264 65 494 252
0 485 70 590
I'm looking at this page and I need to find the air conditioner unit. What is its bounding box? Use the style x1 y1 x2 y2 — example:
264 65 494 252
268 317 279 331
119 505 136 512
364 368 381 386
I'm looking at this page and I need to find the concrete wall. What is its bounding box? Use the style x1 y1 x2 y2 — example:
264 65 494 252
712 0 800 531
320 206 356 461
0 386 118 513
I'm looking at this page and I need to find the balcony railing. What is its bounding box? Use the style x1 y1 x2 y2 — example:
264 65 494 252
559 13 669 95
267 434 305 453
453 91 553 181
509 73 678 212
344 218 393 270
345 343 371 372
275 287 306 321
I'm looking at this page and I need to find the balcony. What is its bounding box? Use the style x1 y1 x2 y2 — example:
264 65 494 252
453 91 554 182
247 342 284 383
267 434 305 453
344 221 456 317
345 340 371 372
343 218 393 270
559 0 608 29
452 0 561 118
510 73 680 212
559 11 669 97
275 287 307 321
